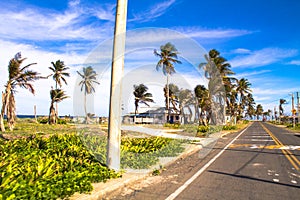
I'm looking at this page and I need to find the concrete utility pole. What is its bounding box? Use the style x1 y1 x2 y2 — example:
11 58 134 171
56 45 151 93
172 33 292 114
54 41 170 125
297 92 300 124
291 93 295 127
107 0 128 171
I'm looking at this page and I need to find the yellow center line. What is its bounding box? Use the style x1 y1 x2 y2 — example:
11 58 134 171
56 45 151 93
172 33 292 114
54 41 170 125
260 123 300 171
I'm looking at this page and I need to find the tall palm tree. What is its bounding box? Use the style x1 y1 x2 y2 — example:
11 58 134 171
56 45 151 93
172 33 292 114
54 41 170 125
154 42 181 122
49 60 70 117
279 99 287 116
49 60 70 89
49 88 68 124
194 85 211 125
245 93 256 119
1 52 40 131
166 83 180 112
199 49 233 125
178 89 194 124
256 104 264 120
236 78 252 117
133 84 154 116
77 66 100 121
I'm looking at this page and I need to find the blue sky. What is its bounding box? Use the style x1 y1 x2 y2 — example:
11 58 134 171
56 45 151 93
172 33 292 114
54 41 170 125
0 0 299 116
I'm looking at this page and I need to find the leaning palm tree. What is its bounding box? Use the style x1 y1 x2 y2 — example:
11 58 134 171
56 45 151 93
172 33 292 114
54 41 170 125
154 42 181 122
133 84 154 116
49 88 69 124
0 52 41 131
77 66 100 122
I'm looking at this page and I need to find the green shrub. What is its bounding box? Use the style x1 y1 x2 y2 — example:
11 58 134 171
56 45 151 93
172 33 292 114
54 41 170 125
0 134 120 199
57 118 68 124
37 117 48 124
197 125 209 133
222 125 237 130
163 122 181 129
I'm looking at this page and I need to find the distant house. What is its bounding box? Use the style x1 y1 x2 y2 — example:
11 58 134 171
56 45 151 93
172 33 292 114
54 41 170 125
122 106 181 124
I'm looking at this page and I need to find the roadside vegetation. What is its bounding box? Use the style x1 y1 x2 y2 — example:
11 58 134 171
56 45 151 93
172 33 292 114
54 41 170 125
0 118 188 199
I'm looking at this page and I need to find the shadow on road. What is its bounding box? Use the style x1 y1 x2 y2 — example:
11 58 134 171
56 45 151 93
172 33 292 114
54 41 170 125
208 170 300 189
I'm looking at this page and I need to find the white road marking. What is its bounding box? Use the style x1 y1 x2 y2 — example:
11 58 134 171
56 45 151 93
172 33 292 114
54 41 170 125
165 125 250 200
237 139 273 142
291 180 297 184
245 135 270 138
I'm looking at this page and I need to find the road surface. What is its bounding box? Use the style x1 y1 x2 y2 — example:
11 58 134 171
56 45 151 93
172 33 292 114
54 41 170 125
107 122 300 200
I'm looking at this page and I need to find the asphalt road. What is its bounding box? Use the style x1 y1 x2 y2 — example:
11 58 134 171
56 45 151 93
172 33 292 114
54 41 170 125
106 122 300 200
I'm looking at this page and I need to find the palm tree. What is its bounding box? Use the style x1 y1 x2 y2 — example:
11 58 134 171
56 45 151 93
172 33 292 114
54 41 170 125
178 89 194 124
236 78 252 117
194 85 211 125
256 104 264 120
77 66 100 122
0 52 41 131
154 42 181 122
49 60 70 89
133 84 154 116
279 99 287 116
199 49 233 125
49 88 68 124
49 60 70 117
245 93 256 119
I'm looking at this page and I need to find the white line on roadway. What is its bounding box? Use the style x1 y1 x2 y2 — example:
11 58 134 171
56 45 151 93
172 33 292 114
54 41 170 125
165 124 251 200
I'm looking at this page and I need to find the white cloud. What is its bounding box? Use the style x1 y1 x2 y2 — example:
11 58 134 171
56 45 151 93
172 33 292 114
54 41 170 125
0 2 114 41
231 48 251 54
129 0 176 22
288 60 300 65
175 27 253 39
0 39 88 115
230 48 298 68
234 70 271 79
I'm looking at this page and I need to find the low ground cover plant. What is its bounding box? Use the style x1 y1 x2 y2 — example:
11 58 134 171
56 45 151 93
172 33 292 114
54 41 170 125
0 132 187 199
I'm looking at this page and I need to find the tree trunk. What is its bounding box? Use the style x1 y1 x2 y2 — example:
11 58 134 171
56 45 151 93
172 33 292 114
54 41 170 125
0 92 6 132
49 103 56 124
166 75 170 123
84 92 88 124
7 94 16 131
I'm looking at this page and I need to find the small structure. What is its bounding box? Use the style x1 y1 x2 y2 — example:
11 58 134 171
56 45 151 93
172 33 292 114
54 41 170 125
122 106 181 124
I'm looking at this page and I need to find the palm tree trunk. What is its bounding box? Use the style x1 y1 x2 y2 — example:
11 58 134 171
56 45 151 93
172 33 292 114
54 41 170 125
134 100 138 124
166 74 170 123
7 94 16 131
84 92 88 124
49 103 56 124
0 92 6 132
